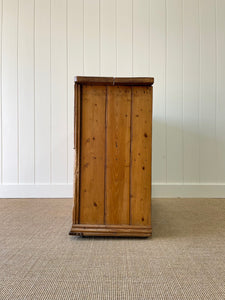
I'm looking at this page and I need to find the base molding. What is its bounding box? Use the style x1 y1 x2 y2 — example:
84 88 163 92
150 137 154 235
0 184 73 198
69 224 152 237
152 183 225 198
1 183 225 198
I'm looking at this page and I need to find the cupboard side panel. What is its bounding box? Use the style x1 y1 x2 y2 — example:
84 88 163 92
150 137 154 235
80 85 106 224
131 86 152 226
106 86 131 225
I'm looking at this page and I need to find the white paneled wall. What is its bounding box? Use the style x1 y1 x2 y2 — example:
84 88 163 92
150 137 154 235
0 0 225 198
35 0 51 184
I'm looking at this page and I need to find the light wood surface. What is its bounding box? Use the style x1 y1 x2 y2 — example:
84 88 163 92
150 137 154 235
74 83 81 224
80 85 106 224
131 86 152 225
74 76 154 86
106 86 131 225
70 224 152 237
70 76 153 237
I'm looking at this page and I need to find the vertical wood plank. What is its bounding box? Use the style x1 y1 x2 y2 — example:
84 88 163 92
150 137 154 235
51 0 67 183
80 85 105 224
106 86 131 225
68 0 84 184
18 0 34 183
116 0 132 76
84 0 99 75
0 0 2 183
133 0 148 76
216 0 225 183
199 0 216 182
2 0 18 183
35 0 51 183
166 0 183 182
74 83 81 224
100 0 116 76
131 86 152 226
183 0 200 183
150 0 166 183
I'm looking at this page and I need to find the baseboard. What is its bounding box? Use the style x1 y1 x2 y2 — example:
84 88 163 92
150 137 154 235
152 183 225 198
0 184 73 198
0 183 225 198
70 224 152 237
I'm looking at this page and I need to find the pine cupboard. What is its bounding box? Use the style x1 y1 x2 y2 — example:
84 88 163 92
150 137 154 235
69 77 154 237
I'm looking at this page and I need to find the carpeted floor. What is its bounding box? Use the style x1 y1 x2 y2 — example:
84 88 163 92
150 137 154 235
0 198 225 300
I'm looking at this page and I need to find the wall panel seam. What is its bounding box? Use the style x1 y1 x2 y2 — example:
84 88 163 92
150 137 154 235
215 0 218 183
66 0 68 183
83 0 85 75
165 0 167 183
34 0 36 184
115 0 117 76
99 0 101 76
50 0 52 183
181 0 184 184
0 0 3 183
198 0 201 183
148 0 150 75
131 0 133 76
82 0 84 75
17 0 19 184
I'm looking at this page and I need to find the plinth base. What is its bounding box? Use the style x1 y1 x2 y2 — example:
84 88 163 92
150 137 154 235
69 224 152 237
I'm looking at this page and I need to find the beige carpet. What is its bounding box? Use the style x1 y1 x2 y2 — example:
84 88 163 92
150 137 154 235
0 198 225 300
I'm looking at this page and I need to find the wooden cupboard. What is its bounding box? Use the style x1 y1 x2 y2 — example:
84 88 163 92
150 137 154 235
69 77 154 237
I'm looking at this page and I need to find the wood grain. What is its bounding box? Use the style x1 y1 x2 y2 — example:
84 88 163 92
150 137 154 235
74 76 154 86
79 85 106 224
74 83 81 224
106 86 131 225
131 86 152 226
71 78 153 236
70 224 152 237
